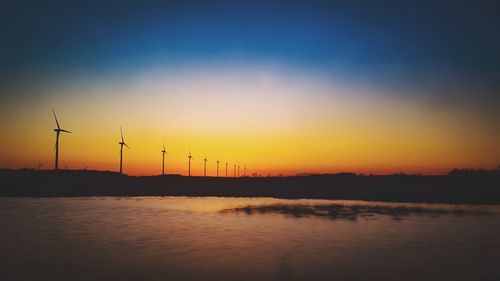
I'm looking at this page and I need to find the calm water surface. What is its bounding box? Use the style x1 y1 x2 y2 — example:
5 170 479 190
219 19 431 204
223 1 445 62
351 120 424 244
1 197 499 281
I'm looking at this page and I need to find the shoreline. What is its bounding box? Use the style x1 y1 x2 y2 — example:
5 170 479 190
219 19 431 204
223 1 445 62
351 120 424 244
1 169 499 205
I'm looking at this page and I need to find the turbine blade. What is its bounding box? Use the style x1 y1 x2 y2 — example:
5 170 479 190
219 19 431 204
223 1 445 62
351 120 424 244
120 126 124 143
60 129 72 133
124 143 130 149
52 108 61 129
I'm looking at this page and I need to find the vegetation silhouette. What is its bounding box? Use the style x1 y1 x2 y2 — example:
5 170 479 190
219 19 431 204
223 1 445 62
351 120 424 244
0 168 499 204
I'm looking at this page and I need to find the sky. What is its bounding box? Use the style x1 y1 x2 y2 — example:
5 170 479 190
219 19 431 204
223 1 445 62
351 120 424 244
1 0 499 175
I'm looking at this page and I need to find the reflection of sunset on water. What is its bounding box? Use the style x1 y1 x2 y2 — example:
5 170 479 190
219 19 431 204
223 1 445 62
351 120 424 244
1 197 499 280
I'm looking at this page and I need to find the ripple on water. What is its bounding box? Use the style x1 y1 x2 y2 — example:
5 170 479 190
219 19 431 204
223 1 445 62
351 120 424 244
0 197 499 281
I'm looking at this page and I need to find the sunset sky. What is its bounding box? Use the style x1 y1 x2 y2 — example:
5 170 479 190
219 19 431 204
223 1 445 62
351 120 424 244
1 1 499 175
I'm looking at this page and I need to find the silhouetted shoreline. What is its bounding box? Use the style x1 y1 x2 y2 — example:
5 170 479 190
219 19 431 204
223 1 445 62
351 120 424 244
0 169 499 204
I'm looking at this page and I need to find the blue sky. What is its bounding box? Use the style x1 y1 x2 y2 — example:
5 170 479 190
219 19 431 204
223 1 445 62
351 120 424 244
2 1 499 79
2 0 499 114
1 0 499 174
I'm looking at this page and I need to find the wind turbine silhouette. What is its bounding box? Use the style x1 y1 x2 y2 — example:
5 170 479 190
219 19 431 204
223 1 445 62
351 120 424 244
52 108 71 171
188 150 193 176
161 142 168 176
233 164 236 178
119 127 130 175
216 159 220 177
238 165 240 177
203 155 208 177
244 164 247 177
225 161 228 177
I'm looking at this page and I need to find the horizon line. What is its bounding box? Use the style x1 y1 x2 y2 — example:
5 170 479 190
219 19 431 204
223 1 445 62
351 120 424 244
2 167 499 178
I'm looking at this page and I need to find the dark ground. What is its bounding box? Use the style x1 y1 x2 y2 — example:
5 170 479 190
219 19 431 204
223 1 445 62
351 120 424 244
0 169 499 204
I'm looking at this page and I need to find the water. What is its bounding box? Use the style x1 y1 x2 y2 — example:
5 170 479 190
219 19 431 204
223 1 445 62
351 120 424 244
1 197 499 281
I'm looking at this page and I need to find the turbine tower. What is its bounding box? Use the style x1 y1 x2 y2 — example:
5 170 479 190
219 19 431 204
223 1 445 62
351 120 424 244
238 165 240 177
188 150 193 176
225 161 228 177
203 155 208 177
244 164 247 177
233 164 236 178
52 108 72 171
216 159 220 177
119 127 130 175
161 142 168 175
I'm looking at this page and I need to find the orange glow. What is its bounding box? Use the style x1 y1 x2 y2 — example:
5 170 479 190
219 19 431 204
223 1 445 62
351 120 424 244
1 67 498 175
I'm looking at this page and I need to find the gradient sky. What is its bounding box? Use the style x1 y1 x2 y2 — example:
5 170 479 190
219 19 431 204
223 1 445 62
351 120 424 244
1 0 499 175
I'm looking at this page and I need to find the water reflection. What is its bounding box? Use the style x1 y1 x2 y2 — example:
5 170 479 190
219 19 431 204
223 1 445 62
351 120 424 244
220 203 496 220
1 197 500 281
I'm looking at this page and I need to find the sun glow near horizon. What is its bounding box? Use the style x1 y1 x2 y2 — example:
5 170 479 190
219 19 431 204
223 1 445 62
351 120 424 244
2 1 500 176
1 63 498 176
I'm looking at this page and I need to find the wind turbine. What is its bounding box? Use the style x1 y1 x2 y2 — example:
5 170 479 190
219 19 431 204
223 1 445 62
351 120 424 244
233 164 236 178
161 142 168 176
238 165 240 177
244 164 247 177
119 127 130 175
216 159 220 177
188 150 193 176
225 161 228 177
203 155 208 177
52 108 72 171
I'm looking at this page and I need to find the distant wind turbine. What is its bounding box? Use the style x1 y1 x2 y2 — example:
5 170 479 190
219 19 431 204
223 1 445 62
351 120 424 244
233 164 236 178
161 142 168 176
216 159 220 177
188 150 193 176
238 165 240 177
119 127 130 175
203 155 208 177
244 164 247 177
225 161 228 177
52 108 72 171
